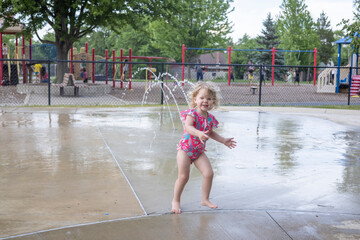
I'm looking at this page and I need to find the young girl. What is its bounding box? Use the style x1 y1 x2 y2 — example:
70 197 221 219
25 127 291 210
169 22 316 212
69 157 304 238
34 63 42 83
121 59 129 82
40 66 49 83
82 68 88 83
172 81 237 214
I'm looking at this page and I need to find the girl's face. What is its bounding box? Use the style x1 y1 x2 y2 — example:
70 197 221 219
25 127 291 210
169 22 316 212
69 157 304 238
194 88 213 113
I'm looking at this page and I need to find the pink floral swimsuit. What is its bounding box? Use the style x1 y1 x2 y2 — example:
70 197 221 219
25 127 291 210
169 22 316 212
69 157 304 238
178 109 219 161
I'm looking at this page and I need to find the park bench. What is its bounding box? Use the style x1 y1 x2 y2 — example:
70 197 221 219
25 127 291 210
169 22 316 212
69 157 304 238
52 73 88 96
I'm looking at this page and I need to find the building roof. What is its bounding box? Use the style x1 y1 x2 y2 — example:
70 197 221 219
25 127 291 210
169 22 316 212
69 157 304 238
199 52 227 64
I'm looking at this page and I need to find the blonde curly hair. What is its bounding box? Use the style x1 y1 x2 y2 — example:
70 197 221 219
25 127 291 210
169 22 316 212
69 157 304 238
188 81 220 110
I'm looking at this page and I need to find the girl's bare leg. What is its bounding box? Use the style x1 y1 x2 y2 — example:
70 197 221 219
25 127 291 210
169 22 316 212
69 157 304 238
194 153 218 209
249 75 252 92
172 150 191 214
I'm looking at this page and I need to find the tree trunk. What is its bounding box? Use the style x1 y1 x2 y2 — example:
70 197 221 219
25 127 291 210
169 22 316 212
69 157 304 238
55 38 72 83
188 53 197 80
307 68 310 82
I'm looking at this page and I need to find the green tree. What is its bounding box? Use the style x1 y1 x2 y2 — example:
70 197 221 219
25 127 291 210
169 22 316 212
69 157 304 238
277 0 320 65
111 22 161 58
149 0 233 62
0 0 177 82
73 21 161 59
231 34 260 79
255 13 286 80
333 30 351 66
74 22 165 78
340 0 360 53
316 11 335 65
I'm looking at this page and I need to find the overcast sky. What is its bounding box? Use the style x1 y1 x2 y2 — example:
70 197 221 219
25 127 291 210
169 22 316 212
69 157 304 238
228 0 354 42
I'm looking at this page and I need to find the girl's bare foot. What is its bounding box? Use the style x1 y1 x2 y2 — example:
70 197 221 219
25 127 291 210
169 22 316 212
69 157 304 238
172 201 181 214
201 199 218 209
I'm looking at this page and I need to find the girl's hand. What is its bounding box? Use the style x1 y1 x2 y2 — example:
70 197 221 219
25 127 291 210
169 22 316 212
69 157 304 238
223 138 237 149
199 130 210 144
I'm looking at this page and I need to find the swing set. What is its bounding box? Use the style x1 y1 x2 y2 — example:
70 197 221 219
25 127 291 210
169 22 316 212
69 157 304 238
69 43 170 90
181 44 317 86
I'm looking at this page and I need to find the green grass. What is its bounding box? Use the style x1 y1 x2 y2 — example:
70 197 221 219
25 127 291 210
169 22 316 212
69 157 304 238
243 105 360 110
300 105 360 110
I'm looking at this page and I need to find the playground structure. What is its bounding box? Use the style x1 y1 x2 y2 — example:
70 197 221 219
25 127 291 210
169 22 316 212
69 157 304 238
69 42 171 90
0 19 33 86
317 35 359 95
317 55 359 94
181 44 318 86
0 23 170 90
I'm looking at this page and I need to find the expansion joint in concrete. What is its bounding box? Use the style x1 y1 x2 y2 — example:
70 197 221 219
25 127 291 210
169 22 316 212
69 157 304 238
266 211 293 240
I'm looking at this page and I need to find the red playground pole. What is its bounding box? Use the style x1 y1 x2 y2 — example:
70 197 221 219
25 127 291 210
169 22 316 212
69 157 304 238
70 45 73 74
271 47 276 86
129 48 132 90
149 58 152 85
313 47 317 86
112 49 116 88
182 44 185 86
85 42 88 53
92 48 95 83
228 46 232 86
22 34 26 83
29 37 32 60
105 49 108 85
120 48 123 89
0 33 3 85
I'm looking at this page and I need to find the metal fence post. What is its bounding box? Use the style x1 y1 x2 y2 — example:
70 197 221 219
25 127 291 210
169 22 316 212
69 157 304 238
48 60 51 106
348 66 353 105
259 65 263 106
161 63 164 105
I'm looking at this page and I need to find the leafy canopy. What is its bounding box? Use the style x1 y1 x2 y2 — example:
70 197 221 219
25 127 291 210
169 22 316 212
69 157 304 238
0 0 178 81
316 11 335 65
149 0 234 62
0 0 178 49
277 0 320 65
340 0 360 53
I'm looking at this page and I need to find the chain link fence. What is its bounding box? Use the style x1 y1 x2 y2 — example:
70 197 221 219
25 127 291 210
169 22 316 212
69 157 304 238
1 59 360 107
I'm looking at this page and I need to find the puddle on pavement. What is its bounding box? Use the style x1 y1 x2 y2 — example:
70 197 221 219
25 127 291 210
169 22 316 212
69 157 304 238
1 108 360 216
78 108 359 213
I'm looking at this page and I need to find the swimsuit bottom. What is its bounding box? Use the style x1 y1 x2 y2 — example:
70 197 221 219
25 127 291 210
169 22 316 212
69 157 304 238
178 143 205 161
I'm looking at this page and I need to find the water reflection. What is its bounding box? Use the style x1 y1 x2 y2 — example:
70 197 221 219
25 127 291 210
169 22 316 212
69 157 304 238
337 130 360 194
256 111 269 150
274 119 302 172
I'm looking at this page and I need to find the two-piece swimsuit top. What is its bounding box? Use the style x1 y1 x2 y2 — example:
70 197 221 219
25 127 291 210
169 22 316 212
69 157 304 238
178 108 219 161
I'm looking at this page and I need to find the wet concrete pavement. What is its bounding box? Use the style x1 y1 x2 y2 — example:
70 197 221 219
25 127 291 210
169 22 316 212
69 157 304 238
0 107 360 239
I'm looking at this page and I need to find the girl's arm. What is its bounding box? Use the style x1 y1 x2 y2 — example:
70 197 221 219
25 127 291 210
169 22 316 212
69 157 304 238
209 130 237 149
184 115 209 144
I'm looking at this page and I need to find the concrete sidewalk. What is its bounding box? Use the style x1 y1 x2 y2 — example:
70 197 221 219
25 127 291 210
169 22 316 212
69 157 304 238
6 210 360 240
1 107 359 240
